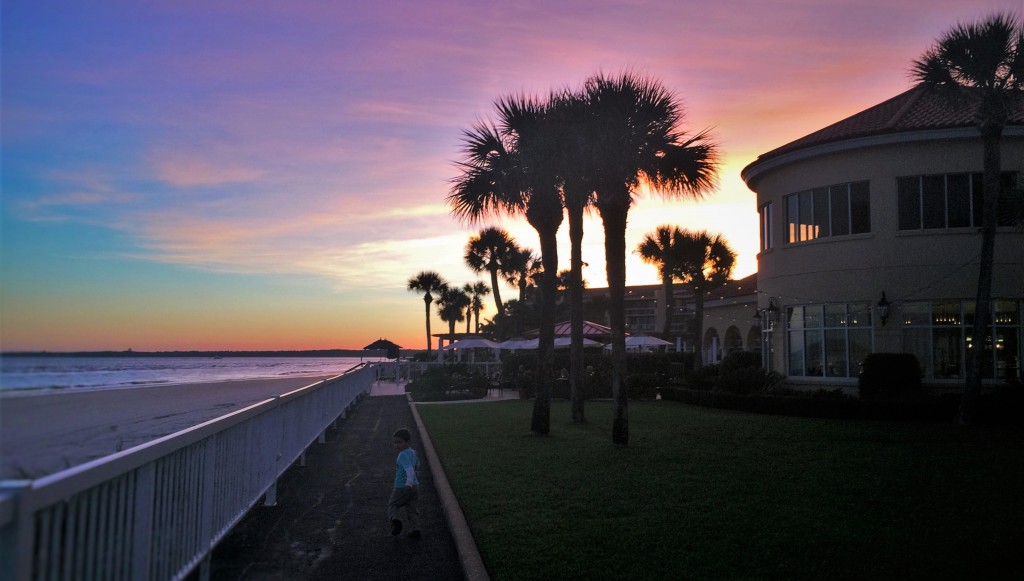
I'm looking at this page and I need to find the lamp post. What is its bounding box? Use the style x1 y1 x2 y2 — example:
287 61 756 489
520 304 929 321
754 297 780 370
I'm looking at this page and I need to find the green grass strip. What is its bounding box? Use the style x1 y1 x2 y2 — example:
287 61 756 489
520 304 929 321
417 400 1024 580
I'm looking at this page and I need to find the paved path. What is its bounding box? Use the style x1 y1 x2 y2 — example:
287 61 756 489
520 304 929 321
205 392 465 581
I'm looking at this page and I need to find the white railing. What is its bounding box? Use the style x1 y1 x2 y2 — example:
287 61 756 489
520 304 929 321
0 364 376 581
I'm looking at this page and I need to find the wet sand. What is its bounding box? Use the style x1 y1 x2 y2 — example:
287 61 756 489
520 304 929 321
0 375 335 480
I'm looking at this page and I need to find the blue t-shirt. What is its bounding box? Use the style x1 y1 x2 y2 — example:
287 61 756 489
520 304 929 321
395 448 419 488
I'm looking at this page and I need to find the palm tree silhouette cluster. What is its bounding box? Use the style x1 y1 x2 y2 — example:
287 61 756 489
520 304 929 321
448 71 719 444
410 12 1022 440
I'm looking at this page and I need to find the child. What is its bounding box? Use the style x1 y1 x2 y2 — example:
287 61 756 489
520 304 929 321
388 428 421 539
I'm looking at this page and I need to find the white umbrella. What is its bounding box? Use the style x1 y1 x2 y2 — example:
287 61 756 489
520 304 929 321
444 338 500 350
554 337 602 348
498 339 536 350
625 335 673 347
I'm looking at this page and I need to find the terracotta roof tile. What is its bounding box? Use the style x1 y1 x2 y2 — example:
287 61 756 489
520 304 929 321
756 85 1024 162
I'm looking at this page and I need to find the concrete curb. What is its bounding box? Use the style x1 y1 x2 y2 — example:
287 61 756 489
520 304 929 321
408 395 491 581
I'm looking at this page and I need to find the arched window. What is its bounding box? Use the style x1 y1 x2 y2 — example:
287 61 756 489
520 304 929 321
724 326 744 354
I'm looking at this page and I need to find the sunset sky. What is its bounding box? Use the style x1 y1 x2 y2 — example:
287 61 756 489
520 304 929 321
2 0 1020 352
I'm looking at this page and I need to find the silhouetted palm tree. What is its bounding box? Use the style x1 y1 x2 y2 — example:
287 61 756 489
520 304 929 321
503 245 540 302
584 72 719 445
407 271 447 356
637 225 685 340
674 230 736 366
465 227 516 317
464 281 490 333
912 13 1024 425
449 94 564 435
437 285 471 336
551 90 598 423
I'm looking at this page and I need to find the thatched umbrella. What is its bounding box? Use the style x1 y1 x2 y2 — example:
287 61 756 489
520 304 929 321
363 338 401 359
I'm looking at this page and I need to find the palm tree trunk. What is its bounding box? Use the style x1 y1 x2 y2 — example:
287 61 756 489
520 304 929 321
959 126 1002 425
661 275 673 340
531 228 559 435
423 296 433 356
693 285 706 367
489 266 505 316
601 204 629 446
568 202 586 423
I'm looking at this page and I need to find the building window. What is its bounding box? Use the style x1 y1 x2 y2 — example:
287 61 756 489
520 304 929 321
897 172 1020 230
901 300 1022 382
787 303 872 378
759 202 774 251
785 181 870 244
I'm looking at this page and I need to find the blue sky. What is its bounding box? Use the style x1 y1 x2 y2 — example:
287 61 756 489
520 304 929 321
2 0 1020 351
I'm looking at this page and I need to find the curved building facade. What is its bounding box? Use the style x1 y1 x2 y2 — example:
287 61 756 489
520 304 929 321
742 86 1024 388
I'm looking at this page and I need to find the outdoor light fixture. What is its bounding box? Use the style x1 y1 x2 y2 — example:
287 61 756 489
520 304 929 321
755 297 780 330
877 292 891 326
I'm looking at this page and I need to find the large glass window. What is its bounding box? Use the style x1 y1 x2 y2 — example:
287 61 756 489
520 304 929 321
901 300 1023 382
897 172 1020 230
759 202 774 252
787 303 872 378
785 181 870 244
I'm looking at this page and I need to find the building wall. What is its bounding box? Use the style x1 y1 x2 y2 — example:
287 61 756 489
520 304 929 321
748 130 1024 386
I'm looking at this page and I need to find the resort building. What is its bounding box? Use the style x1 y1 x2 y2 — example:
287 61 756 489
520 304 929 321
741 85 1024 388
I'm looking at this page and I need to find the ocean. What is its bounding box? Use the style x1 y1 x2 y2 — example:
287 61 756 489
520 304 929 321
0 355 384 395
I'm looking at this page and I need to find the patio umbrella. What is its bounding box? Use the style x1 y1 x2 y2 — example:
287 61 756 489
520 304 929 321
443 338 501 350
498 339 536 350
624 335 673 348
554 337 602 348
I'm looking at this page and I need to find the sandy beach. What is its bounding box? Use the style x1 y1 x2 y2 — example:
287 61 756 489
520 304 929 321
0 375 335 480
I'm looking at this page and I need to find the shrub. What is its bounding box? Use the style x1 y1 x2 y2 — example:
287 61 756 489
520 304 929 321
719 350 762 374
715 367 785 395
858 353 923 400
627 372 662 400
686 363 720 391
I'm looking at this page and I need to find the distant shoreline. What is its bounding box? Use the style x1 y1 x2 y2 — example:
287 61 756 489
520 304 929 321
1 349 409 358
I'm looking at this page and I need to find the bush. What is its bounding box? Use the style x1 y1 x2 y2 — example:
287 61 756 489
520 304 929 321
407 364 489 401
686 363 720 391
715 367 785 395
858 353 923 400
627 372 661 400
719 350 762 374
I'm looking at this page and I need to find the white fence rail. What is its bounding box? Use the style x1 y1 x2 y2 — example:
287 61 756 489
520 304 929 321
0 364 376 581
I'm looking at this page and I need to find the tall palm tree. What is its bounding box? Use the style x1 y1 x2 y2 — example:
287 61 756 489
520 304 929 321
636 225 685 340
407 271 447 356
449 93 564 435
673 230 736 366
437 285 472 336
465 227 516 317
912 13 1024 425
584 72 719 445
464 281 490 333
551 89 598 423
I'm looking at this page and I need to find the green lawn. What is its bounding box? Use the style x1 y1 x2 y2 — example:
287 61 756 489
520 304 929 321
416 400 1024 581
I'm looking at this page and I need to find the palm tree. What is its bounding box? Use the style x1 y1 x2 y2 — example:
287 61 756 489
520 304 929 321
502 245 540 302
465 227 516 317
449 93 565 435
551 90 598 423
636 225 685 340
437 285 472 336
912 13 1024 425
464 281 490 333
407 271 447 356
584 72 719 445
673 230 736 366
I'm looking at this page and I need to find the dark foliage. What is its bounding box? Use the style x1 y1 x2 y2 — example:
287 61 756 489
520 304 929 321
858 353 924 400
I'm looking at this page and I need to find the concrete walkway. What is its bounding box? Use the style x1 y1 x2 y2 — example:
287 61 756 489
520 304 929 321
205 386 467 580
